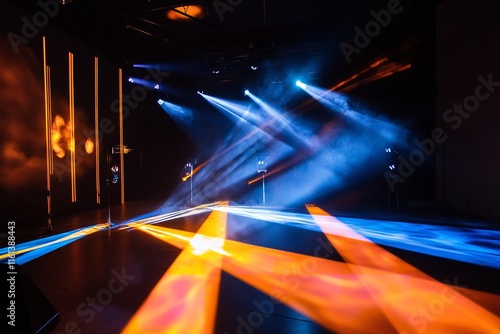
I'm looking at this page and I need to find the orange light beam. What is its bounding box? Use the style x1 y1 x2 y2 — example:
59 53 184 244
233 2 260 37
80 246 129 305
339 63 411 93
306 206 500 333
132 225 397 333
122 202 229 334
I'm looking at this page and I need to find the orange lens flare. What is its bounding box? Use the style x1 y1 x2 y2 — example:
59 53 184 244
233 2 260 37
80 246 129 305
306 206 500 333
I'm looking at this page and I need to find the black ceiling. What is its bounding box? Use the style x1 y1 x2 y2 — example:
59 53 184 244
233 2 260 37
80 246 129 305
5 0 442 89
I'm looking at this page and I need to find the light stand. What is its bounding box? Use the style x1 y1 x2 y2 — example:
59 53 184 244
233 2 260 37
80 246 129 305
106 147 120 226
257 157 268 206
386 148 399 211
185 159 197 206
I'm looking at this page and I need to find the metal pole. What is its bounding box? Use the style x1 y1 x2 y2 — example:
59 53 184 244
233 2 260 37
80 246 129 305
190 163 193 206
396 183 399 212
262 172 266 205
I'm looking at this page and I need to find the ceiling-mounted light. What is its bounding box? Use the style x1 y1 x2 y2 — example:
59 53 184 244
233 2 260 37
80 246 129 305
296 80 306 89
167 6 204 20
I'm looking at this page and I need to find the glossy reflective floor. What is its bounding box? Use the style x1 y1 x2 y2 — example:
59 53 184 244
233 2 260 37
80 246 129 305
2 202 500 334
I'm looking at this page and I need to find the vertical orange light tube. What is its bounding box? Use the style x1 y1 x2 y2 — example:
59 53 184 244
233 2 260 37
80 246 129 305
43 36 52 231
47 65 54 175
95 57 100 204
119 68 125 204
69 52 76 202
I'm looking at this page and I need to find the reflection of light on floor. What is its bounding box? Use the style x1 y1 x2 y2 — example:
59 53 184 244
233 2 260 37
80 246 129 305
338 216 500 269
306 205 500 333
122 202 228 334
213 206 500 269
121 202 219 229
0 225 106 265
129 219 396 332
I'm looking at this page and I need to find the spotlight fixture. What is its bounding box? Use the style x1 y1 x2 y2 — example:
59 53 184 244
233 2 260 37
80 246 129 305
296 80 306 89
197 91 204 95
111 165 120 184
154 84 160 90
244 90 250 96
250 65 259 71
128 77 134 83
212 70 220 74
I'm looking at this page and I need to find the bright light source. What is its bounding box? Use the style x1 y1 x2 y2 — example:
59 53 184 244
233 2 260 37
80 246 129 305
244 90 250 96
212 70 220 74
197 91 203 95
167 5 204 20
296 80 306 89
158 99 164 105
128 77 134 83
250 65 258 70
154 84 160 90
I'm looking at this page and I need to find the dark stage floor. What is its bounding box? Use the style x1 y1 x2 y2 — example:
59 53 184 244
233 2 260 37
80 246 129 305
2 201 500 334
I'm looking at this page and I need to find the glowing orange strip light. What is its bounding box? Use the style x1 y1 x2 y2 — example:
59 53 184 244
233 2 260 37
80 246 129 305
43 37 52 229
95 57 100 204
69 52 76 202
122 202 228 334
119 69 125 204
306 206 500 333
47 65 54 174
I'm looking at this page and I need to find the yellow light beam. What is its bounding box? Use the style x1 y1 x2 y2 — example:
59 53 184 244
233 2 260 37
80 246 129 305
306 206 500 333
122 202 229 334
0 225 106 261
